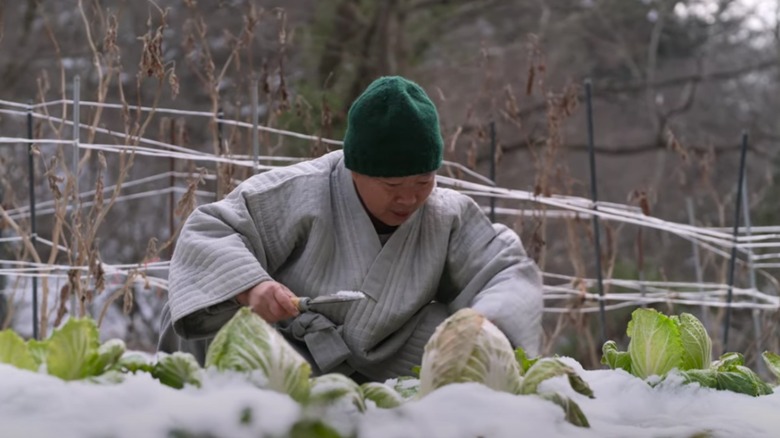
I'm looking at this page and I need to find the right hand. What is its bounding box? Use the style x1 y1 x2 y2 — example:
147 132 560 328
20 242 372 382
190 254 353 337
236 281 300 324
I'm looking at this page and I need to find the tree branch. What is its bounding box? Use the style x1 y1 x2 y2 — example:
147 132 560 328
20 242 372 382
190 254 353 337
604 58 779 94
407 0 472 13
484 138 770 162
511 58 779 119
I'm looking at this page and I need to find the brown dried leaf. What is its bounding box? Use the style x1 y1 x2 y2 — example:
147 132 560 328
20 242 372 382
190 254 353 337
55 283 71 327
666 129 688 163
169 69 180 99
467 141 477 170
448 126 463 153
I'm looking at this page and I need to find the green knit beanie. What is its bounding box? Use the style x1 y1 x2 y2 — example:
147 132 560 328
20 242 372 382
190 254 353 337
343 76 444 177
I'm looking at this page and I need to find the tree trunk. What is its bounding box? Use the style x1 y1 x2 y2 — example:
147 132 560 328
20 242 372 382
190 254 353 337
317 0 364 89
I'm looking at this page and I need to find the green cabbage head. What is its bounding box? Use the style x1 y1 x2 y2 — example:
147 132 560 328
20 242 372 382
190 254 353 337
206 307 311 402
419 308 521 396
602 309 714 380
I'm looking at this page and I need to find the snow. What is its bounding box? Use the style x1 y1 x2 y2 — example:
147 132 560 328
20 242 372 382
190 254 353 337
333 290 366 300
4 274 779 437
2 356 780 438
0 364 301 438
359 383 585 438
540 357 780 437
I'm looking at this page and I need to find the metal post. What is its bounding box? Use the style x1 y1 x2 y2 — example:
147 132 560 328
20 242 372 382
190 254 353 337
216 107 224 199
722 131 749 352
740 176 764 375
686 197 710 332
169 118 176 259
637 228 647 308
72 76 80 209
27 103 39 340
251 79 260 175
0 194 4 329
71 76 80 315
489 121 496 222
585 79 608 344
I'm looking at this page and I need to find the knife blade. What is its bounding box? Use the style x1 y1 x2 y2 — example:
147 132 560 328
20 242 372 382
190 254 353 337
291 290 366 312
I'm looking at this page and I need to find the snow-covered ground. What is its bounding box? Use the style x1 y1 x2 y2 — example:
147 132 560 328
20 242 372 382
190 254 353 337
1 356 778 438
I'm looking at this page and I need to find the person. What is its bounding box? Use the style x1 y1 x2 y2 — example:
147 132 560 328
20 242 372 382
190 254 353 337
157 76 544 382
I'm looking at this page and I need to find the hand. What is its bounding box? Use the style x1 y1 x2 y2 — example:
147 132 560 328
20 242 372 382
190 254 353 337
236 281 300 323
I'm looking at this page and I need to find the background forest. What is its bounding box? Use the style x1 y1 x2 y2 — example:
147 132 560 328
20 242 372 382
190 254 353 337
1 0 780 371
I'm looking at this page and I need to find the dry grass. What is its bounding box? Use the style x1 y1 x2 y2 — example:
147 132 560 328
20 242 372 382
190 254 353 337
0 1 302 343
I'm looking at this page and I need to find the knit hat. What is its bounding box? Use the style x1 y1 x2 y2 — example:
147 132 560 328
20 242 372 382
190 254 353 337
343 76 444 177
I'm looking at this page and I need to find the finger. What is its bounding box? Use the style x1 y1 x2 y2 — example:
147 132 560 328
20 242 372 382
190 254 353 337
250 301 271 322
274 284 298 303
273 288 300 317
279 284 297 299
251 289 281 321
263 298 285 323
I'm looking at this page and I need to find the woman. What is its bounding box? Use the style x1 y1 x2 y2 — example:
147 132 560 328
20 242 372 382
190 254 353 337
158 76 544 381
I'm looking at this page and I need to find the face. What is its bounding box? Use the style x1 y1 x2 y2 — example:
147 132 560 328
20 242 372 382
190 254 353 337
352 171 436 226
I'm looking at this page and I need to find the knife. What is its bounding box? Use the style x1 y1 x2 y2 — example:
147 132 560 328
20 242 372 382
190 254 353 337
291 290 366 312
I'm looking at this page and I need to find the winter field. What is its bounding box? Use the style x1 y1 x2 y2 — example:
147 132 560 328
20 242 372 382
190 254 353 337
3 56 780 437
3 360 780 438
2 304 780 438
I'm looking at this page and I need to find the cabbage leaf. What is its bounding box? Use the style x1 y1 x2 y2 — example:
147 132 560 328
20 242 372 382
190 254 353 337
0 330 38 371
601 340 631 373
46 318 101 380
520 358 594 399
675 313 711 371
537 392 590 428
627 308 684 379
309 373 365 412
361 382 403 408
153 352 203 389
419 308 522 396
761 351 780 383
205 307 311 402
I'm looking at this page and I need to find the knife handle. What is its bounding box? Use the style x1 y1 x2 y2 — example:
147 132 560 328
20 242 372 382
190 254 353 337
291 296 310 312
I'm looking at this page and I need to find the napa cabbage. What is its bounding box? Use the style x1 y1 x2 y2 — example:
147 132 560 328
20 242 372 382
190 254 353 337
418 308 593 427
0 317 125 380
603 308 773 397
308 373 365 412
602 308 711 379
205 307 311 402
419 308 522 396
360 382 404 408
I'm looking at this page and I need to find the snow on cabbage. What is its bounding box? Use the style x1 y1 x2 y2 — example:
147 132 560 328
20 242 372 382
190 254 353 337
601 308 774 396
419 308 593 426
1 306 780 437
